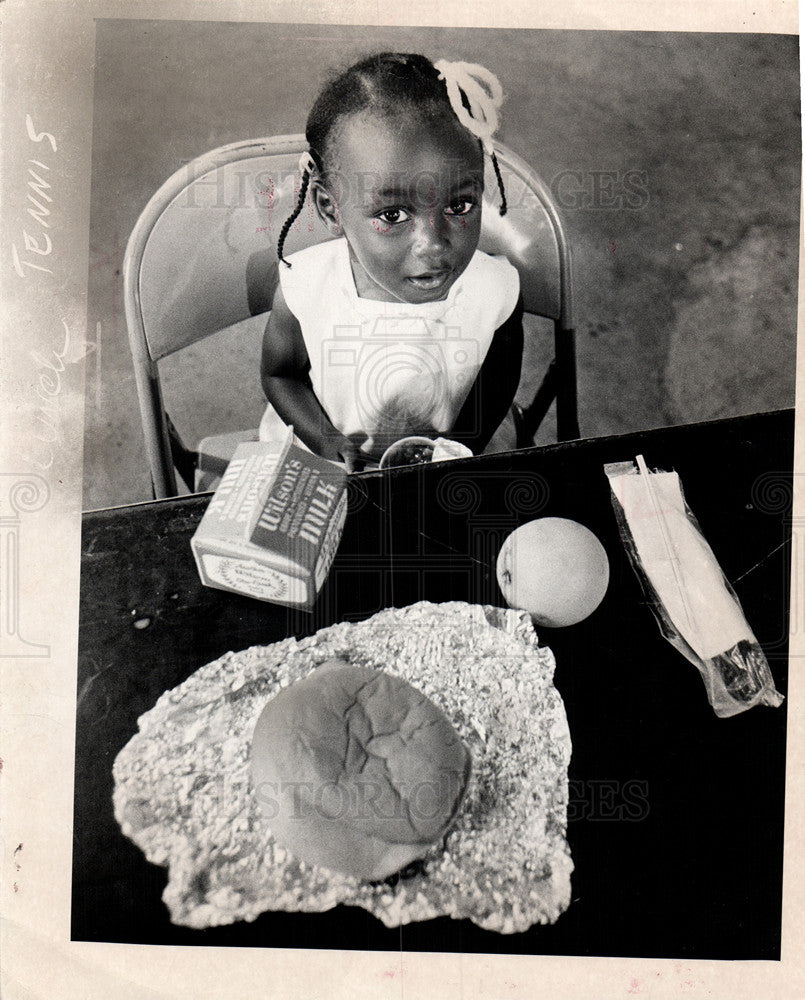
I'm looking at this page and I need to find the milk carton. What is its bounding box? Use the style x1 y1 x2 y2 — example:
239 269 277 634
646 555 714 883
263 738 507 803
191 429 348 609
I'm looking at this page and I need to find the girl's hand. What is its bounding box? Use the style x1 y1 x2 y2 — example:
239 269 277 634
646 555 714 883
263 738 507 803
321 433 365 473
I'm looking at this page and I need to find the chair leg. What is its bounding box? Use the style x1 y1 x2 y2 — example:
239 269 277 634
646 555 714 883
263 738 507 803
555 326 580 441
165 414 199 493
511 402 527 449
513 362 559 448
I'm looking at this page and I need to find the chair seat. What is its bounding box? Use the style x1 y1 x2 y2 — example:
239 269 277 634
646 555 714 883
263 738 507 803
195 428 259 492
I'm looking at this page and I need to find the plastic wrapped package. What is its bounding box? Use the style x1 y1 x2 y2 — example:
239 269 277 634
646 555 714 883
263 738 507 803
605 455 784 718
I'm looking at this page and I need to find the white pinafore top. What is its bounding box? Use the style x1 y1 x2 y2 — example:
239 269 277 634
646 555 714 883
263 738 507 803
259 237 520 460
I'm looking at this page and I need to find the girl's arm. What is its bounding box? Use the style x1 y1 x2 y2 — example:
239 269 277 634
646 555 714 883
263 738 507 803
449 295 525 454
260 284 364 471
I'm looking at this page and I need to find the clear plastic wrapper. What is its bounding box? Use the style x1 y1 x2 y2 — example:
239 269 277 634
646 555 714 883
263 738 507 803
605 455 784 718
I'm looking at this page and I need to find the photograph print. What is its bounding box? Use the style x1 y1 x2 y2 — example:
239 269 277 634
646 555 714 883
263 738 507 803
73 18 798 963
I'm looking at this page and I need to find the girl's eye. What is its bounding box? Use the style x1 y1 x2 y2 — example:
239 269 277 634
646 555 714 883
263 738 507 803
445 200 476 217
376 207 410 225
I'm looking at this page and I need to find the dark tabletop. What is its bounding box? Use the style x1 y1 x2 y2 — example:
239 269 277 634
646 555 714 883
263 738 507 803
73 409 792 958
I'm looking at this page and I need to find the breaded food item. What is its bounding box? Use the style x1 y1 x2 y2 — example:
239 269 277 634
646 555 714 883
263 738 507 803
113 602 572 933
251 663 471 881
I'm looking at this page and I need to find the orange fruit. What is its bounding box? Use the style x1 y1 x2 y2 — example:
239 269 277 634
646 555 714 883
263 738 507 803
496 517 609 627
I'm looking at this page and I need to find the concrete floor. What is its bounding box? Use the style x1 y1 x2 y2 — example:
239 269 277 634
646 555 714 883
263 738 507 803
83 24 800 510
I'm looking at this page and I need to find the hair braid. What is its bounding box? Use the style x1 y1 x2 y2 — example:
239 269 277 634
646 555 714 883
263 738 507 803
490 149 508 216
277 167 312 267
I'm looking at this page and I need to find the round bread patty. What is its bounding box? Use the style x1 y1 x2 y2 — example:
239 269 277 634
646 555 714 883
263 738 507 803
251 661 472 881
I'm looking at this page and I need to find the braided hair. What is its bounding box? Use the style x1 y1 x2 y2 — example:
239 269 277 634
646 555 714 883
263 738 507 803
277 52 508 266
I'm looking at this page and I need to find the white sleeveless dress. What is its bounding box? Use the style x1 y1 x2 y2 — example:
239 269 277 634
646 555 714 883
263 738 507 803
259 237 520 461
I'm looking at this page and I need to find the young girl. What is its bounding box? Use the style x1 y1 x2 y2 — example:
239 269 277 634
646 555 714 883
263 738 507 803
259 52 523 471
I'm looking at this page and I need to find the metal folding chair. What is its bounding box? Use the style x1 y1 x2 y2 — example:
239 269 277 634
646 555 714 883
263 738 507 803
123 134 578 498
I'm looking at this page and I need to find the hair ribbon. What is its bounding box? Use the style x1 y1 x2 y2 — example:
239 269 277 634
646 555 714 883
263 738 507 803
298 151 317 176
434 60 504 154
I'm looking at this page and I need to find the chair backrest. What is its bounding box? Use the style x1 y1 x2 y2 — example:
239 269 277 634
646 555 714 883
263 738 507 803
123 134 573 495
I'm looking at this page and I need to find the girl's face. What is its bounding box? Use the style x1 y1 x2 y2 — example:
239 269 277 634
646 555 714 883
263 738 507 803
312 111 484 304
